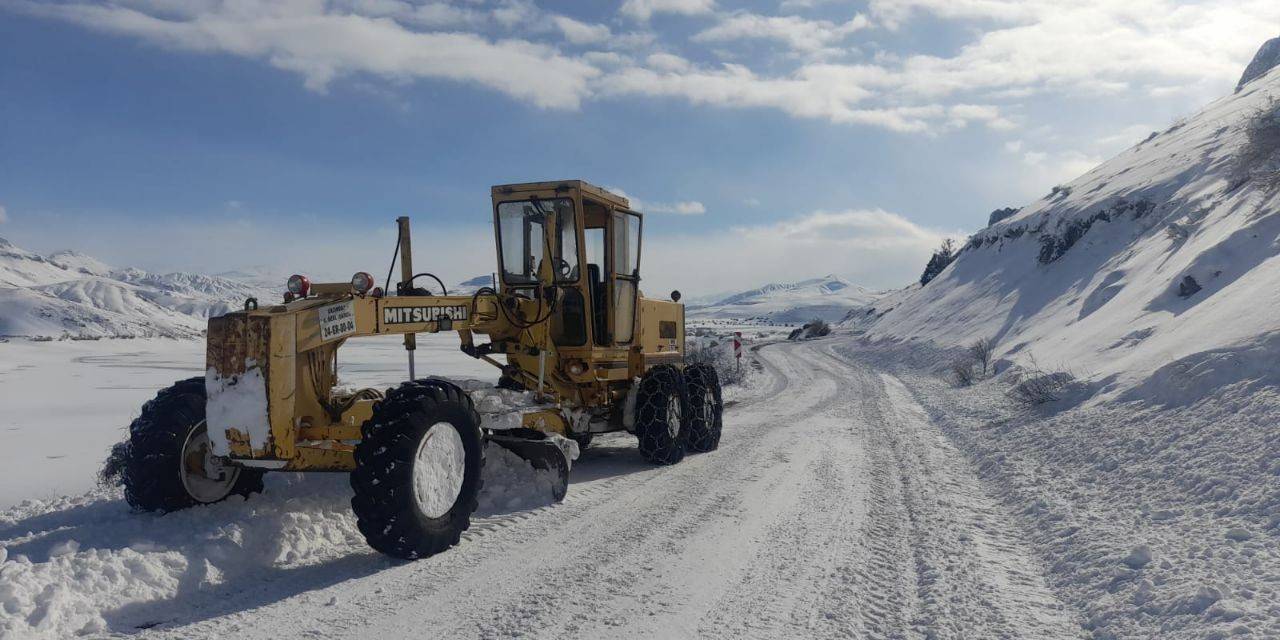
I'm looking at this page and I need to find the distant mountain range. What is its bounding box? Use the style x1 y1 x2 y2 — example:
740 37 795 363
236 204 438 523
687 275 886 324
1 232 881 336
0 237 489 338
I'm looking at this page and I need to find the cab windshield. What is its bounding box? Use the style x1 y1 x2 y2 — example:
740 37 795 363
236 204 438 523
496 198 579 286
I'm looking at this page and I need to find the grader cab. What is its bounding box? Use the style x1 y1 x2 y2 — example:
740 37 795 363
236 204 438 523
119 180 725 559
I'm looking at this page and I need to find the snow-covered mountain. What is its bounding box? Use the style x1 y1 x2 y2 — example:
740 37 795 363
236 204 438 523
0 240 520 339
689 275 885 324
854 46 1280 400
454 274 495 294
0 238 272 338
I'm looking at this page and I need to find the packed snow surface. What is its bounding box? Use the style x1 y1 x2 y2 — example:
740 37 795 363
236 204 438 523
2 332 1277 639
0 339 1090 639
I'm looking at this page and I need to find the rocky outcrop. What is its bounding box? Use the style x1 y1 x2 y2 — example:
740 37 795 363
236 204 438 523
1237 36 1280 92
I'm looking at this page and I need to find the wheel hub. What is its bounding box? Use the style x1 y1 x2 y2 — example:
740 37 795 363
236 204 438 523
666 395 682 439
412 422 467 519
180 422 241 503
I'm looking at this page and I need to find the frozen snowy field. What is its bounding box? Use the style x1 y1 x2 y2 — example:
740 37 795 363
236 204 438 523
0 335 496 508
2 333 1278 639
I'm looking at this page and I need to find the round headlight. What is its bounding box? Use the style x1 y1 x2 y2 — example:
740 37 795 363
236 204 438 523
351 271 374 294
287 274 310 297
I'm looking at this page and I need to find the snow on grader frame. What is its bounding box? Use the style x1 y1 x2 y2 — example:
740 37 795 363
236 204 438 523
118 180 726 559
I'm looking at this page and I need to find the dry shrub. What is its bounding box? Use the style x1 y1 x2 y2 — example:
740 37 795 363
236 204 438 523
1236 98 1280 190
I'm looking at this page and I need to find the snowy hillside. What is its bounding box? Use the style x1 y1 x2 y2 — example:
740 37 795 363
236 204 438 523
861 59 1280 399
689 275 885 323
0 238 272 338
826 44 1280 640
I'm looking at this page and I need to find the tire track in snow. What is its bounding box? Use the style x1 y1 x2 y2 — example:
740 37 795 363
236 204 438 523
373 342 842 638
814 341 1082 639
151 336 1081 640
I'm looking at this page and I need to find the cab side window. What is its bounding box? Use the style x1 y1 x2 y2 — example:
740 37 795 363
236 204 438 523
584 226 608 346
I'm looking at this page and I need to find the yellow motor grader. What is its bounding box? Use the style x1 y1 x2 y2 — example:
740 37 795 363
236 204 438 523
120 180 724 559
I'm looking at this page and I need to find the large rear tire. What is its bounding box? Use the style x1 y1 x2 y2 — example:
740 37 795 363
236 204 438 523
635 365 688 465
123 377 264 512
350 379 485 560
684 363 724 453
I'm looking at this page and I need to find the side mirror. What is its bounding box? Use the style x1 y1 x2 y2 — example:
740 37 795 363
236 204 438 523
671 290 682 302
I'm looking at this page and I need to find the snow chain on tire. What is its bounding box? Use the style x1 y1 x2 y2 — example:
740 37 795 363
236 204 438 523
635 365 689 465
350 378 485 560
123 377 265 512
683 363 724 453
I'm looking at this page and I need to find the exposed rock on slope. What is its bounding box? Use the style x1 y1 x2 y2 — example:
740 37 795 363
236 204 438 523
1238 35 1280 91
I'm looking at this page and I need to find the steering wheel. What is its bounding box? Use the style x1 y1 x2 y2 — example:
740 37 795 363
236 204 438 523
552 258 572 278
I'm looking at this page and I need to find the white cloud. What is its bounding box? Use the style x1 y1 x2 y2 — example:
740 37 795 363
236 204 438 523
333 0 484 28
12 0 1280 137
583 51 631 68
602 63 962 132
16 0 600 109
605 1 1279 132
607 187 705 215
551 15 611 45
869 0 1039 29
779 0 843 10
692 12 870 54
1096 123 1157 150
643 208 953 294
646 52 692 72
491 0 538 29
947 103 1016 130
620 0 716 22
647 201 706 215
879 1 1280 98
0 205 8 225
1013 148 1103 197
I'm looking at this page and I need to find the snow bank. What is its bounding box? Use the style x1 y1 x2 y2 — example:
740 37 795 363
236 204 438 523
0 440 563 639
850 341 1280 640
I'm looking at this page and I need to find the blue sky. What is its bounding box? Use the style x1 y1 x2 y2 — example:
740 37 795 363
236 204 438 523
1 0 1278 295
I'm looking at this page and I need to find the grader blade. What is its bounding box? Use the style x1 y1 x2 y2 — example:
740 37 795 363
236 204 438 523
488 431 571 502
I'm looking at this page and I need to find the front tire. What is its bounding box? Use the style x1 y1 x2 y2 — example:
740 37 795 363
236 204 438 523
123 377 264 512
635 365 688 465
684 363 724 453
351 379 485 560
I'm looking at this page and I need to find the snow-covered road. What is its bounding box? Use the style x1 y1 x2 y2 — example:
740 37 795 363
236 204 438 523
88 338 1075 639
